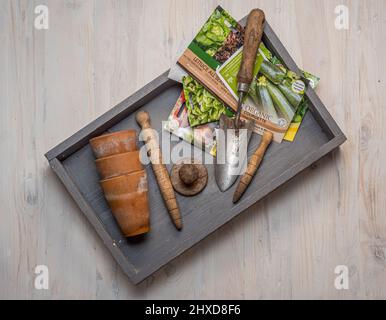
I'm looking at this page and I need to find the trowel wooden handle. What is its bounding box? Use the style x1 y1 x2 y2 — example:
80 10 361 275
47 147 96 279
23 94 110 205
233 130 273 203
136 111 182 230
237 9 265 86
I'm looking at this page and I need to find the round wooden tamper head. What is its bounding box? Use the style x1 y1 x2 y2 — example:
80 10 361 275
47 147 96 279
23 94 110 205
171 159 208 196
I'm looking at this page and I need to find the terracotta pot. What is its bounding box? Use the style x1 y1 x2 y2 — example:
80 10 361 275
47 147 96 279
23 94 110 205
89 130 137 159
95 151 143 180
105 191 150 237
100 170 148 195
101 171 149 237
91 130 150 237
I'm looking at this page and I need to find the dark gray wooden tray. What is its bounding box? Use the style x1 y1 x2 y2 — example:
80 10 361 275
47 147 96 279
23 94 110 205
45 19 346 285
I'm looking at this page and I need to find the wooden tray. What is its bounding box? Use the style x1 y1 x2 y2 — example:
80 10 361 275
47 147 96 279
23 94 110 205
45 19 346 284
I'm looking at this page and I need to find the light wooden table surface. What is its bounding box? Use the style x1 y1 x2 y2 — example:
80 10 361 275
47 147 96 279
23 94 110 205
1 0 385 299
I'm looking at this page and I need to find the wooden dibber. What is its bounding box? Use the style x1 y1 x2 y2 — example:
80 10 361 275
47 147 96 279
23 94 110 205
136 111 182 230
233 131 273 203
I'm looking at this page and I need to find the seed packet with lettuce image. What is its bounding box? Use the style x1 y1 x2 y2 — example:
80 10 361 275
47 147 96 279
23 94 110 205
177 6 243 109
182 76 233 127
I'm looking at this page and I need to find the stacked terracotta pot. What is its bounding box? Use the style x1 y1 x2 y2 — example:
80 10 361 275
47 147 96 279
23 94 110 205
89 130 150 237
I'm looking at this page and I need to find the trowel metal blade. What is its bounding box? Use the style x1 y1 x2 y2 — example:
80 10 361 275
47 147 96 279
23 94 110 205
215 114 253 192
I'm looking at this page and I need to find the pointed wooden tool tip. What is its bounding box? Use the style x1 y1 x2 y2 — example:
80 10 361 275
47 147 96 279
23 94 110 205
174 219 183 231
233 193 241 204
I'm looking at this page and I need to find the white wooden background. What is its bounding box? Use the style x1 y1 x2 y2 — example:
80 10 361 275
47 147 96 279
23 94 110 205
1 0 385 299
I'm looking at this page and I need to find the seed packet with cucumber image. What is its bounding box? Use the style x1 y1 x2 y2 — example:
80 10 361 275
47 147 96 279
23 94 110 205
217 45 310 143
265 56 320 141
283 70 320 141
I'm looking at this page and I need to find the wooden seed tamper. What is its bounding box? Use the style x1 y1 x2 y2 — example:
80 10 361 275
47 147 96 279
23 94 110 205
171 159 208 197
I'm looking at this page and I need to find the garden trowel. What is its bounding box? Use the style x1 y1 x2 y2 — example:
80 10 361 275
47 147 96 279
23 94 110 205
215 8 265 192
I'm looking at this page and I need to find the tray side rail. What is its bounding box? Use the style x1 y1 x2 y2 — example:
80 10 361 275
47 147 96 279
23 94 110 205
45 71 175 162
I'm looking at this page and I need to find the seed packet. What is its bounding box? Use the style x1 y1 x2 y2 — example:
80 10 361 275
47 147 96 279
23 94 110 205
169 6 320 148
164 70 320 156
217 45 309 143
262 56 319 141
163 91 218 156
176 6 243 109
283 70 320 141
182 76 233 127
